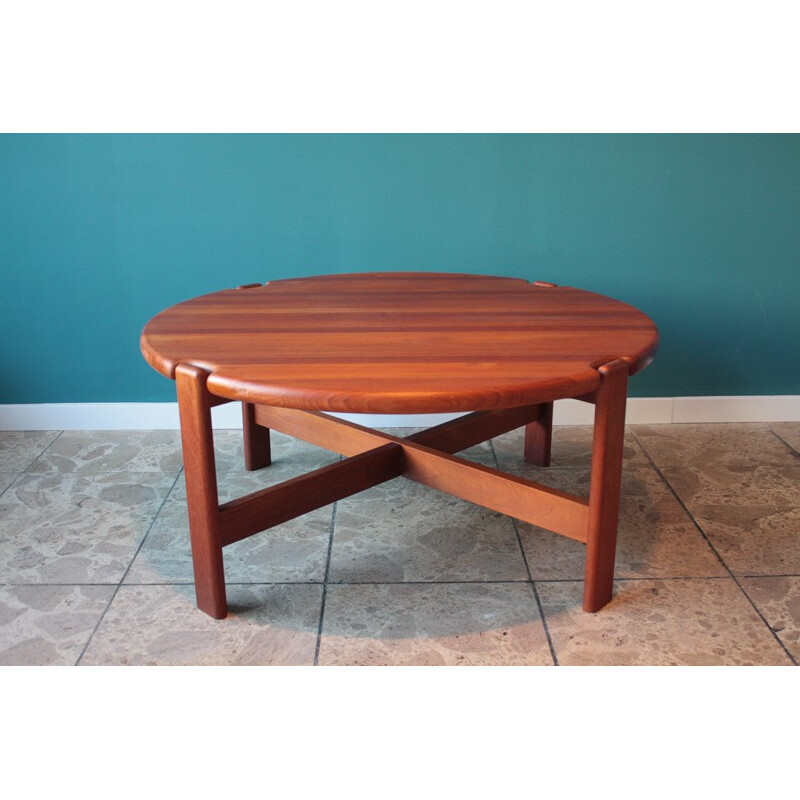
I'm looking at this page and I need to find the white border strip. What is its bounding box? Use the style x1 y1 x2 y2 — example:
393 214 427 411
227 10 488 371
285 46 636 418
0 396 798 430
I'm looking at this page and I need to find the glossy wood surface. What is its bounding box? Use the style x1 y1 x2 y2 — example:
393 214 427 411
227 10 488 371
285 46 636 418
524 402 553 467
583 360 628 611
141 272 658 414
254 404 590 541
242 401 271 471
149 273 653 618
219 442 404 547
176 364 227 619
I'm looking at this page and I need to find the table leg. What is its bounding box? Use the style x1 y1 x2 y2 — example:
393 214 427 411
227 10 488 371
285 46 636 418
583 360 628 612
242 402 271 471
523 402 553 466
176 364 228 619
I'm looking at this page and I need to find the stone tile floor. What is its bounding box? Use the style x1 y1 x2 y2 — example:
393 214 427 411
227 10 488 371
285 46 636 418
0 422 798 666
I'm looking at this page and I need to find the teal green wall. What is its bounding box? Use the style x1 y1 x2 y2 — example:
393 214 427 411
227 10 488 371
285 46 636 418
1 134 798 403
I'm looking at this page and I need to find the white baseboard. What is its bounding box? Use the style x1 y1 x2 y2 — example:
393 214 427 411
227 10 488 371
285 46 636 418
0 396 798 430
671 395 800 423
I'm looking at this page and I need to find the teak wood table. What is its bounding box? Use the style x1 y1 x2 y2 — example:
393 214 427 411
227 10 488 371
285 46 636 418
141 272 658 619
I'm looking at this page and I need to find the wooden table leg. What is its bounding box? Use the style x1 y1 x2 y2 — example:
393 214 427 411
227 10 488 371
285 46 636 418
176 364 228 619
524 402 553 466
242 402 271 471
583 360 628 612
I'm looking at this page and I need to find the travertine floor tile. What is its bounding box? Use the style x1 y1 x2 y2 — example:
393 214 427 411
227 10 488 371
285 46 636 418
493 425 648 473
740 576 800 662
519 466 725 579
171 429 339 501
538 579 792 665
2 421 796 667
663 465 800 575
0 471 175 584
128 433 337 584
438 441 497 469
632 423 797 468
79 584 322 665
329 478 528 582
27 430 183 475
211 427 333 465
0 585 114 665
443 440 496 466
0 473 19 496
770 422 800 455
127 494 332 584
318 582 552 665
0 431 61 472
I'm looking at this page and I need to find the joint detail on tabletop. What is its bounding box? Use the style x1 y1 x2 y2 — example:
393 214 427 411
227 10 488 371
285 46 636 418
237 282 263 289
592 356 633 374
175 362 212 395
595 358 630 381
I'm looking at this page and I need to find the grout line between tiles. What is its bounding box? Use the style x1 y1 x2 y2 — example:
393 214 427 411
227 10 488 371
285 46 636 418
325 578 537 585
21 430 65 474
313 459 341 667
490 438 559 666
629 429 799 666
738 573 800 579
0 431 64 495
0 473 25 500
768 428 800 459
73 466 184 666
522 575 733 583
533 577 733 586
126 580 322 586
1 575 748 588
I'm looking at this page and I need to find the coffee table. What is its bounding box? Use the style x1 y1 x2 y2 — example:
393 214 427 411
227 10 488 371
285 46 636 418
141 272 658 619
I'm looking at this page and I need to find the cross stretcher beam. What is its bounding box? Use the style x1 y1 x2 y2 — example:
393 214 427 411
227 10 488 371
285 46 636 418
249 404 590 543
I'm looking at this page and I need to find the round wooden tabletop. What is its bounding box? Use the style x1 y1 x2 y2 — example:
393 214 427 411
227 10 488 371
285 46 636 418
141 272 658 413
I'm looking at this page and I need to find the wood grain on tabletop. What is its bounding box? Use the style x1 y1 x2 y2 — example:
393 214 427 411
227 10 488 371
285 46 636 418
141 272 658 413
